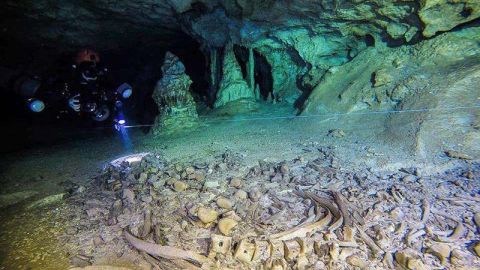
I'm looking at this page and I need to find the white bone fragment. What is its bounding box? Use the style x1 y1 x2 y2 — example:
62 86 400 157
435 223 466 242
209 234 232 257
234 240 255 264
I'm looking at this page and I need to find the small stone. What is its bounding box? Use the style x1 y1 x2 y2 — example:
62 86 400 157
280 163 289 175
427 243 451 265
175 164 183 172
474 242 480 257
474 213 480 229
373 69 392 87
234 190 248 200
230 177 243 188
111 180 122 192
346 255 366 269
194 173 205 181
327 129 345 138
152 179 166 190
197 207 218 224
445 150 472 160
76 185 86 193
173 181 188 192
203 180 220 190
390 207 404 219
402 175 416 183
395 249 426 270
216 163 227 171
138 173 148 184
218 218 238 235
122 189 135 204
93 236 103 247
249 188 262 202
216 197 234 210
185 166 195 175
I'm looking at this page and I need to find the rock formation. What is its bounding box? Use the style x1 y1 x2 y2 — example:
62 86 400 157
214 44 254 108
152 52 198 134
3 0 479 106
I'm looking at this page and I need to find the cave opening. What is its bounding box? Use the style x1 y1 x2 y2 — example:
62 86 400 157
233 45 273 100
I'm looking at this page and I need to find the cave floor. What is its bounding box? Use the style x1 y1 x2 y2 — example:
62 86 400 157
0 103 479 269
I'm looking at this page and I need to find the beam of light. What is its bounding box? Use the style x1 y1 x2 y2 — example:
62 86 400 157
119 125 132 150
115 110 132 150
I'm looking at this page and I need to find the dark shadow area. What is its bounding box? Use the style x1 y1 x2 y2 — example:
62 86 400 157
365 34 376 47
0 31 208 153
253 50 273 99
233 45 249 79
233 45 273 100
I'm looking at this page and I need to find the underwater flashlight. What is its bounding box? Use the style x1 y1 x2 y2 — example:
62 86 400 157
118 119 126 125
28 99 45 113
122 88 132 99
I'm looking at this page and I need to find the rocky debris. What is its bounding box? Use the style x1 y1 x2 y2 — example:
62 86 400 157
63 149 480 269
152 52 198 135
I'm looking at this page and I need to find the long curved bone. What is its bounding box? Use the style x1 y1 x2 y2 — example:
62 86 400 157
124 231 210 265
269 192 336 241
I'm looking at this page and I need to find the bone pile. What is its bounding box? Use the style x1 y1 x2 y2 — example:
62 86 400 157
71 149 480 269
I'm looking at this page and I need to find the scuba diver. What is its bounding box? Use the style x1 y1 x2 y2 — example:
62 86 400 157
15 49 133 125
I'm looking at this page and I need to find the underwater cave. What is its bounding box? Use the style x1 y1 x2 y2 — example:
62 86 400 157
1 1 480 269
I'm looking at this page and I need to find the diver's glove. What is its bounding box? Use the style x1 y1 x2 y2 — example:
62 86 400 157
68 94 81 112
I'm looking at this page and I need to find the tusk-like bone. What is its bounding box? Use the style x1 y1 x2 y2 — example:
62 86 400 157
124 231 209 265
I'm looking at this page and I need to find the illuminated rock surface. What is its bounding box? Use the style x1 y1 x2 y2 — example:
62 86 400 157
152 52 198 134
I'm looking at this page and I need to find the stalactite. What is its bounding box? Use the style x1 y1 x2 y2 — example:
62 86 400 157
247 47 255 95
210 49 218 94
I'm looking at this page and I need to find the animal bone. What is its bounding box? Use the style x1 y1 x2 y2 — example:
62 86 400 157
346 255 366 269
383 252 395 269
421 199 430 224
339 248 356 261
209 234 232 257
329 243 340 261
124 231 209 265
269 240 285 260
435 223 466 242
356 225 384 257
253 240 270 262
283 240 301 261
269 193 333 241
332 191 350 220
406 229 426 246
234 240 255 264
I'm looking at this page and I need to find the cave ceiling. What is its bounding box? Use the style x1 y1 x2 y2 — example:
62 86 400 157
2 0 478 52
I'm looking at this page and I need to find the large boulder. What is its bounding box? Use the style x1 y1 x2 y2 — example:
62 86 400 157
152 52 198 134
